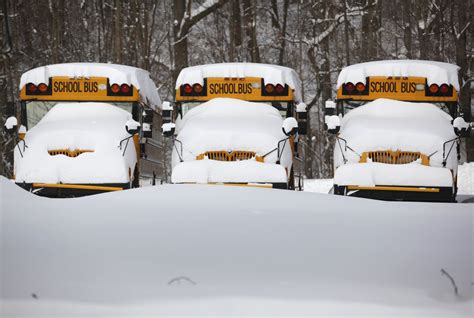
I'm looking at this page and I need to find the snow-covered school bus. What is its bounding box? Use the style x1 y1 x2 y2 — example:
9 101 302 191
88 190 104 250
162 63 307 189
4 63 164 197
324 60 471 202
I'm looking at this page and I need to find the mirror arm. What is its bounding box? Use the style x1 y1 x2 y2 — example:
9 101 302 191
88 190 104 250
118 135 134 156
277 137 290 164
16 138 28 158
173 137 184 162
336 136 347 164
442 137 459 167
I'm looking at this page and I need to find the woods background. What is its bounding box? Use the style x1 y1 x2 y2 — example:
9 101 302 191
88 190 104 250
0 0 472 180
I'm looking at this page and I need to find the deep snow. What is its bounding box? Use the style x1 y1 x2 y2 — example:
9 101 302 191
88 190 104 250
1 176 473 317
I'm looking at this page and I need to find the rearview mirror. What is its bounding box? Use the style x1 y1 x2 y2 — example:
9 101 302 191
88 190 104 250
325 115 341 134
18 125 27 140
282 117 298 136
453 117 471 137
162 101 173 123
4 116 17 134
142 109 154 124
125 119 140 135
162 123 176 137
324 100 336 116
324 100 340 134
296 103 307 135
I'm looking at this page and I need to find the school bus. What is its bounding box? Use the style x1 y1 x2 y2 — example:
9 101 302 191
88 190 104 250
4 63 165 197
164 63 307 189
325 60 471 202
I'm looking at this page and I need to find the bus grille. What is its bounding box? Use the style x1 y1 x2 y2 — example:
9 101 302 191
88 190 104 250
360 151 429 165
197 151 256 161
48 149 93 158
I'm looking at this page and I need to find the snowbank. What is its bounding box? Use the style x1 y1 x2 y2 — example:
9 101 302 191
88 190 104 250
335 99 457 170
173 98 293 171
457 162 474 195
1 177 472 317
304 178 334 193
171 159 288 184
176 63 302 102
14 103 136 184
20 63 162 108
337 60 460 90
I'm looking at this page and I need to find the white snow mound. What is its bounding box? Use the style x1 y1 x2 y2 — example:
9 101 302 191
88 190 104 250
1 177 473 316
14 102 137 184
336 99 457 169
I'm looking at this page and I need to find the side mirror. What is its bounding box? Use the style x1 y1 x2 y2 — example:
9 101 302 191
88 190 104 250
142 123 152 138
4 116 18 134
296 102 308 135
282 117 298 136
142 109 154 124
162 122 176 137
18 125 27 140
162 101 173 123
325 115 341 134
453 117 471 137
125 118 140 135
324 100 336 116
324 100 340 134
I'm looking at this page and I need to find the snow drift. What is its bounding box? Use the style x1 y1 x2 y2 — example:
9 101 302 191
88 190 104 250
334 99 458 187
172 98 292 184
0 177 472 317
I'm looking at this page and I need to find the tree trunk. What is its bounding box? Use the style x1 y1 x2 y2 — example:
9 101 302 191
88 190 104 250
242 0 260 62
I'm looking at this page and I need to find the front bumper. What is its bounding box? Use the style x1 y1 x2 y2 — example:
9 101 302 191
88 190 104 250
171 160 289 186
17 182 129 198
334 163 455 202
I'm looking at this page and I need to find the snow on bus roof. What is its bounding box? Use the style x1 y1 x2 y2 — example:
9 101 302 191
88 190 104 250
176 63 302 102
19 63 162 109
337 60 460 91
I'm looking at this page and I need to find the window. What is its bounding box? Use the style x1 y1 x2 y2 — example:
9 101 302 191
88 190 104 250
26 101 57 129
179 101 291 118
25 101 135 129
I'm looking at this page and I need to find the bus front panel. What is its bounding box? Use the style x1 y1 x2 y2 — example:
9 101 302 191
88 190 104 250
176 77 295 102
20 76 139 102
336 76 458 102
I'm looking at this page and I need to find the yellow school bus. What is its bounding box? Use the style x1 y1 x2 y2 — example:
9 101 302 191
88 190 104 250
7 63 164 197
165 63 307 190
325 60 470 202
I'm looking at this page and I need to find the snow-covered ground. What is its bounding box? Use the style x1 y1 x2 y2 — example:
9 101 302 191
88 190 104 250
305 162 474 197
1 176 473 317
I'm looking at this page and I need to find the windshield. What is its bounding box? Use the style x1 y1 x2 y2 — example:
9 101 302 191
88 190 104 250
341 100 456 117
180 101 291 118
25 101 134 129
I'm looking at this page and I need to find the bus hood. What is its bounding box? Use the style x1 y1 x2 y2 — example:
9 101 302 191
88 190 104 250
173 98 293 169
336 99 457 168
14 103 137 184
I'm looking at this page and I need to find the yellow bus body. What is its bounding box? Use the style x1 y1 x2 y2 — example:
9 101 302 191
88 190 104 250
20 76 139 102
175 77 295 102
336 76 458 102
